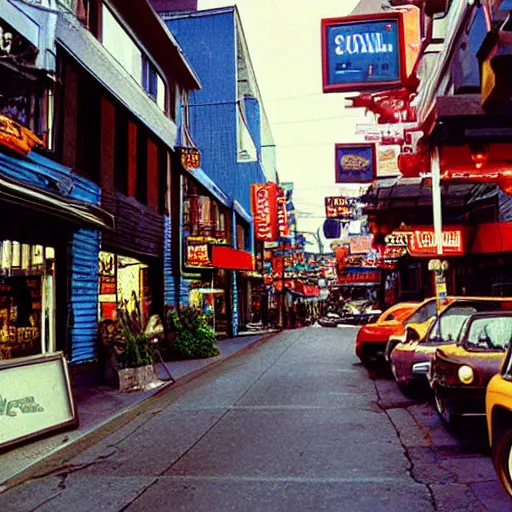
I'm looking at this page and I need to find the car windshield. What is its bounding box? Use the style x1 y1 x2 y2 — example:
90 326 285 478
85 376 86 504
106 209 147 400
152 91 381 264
466 317 512 351
428 307 477 343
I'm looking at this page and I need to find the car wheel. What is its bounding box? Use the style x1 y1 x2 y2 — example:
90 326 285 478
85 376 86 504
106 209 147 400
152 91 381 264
434 392 459 428
492 428 512 498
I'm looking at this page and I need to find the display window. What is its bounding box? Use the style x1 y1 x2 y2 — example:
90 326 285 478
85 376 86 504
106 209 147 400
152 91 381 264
98 252 151 321
0 240 56 360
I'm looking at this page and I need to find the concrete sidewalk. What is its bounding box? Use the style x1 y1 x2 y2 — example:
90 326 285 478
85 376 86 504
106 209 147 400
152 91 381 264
0 331 278 488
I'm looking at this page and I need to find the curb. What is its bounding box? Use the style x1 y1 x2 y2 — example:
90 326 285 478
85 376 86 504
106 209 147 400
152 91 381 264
0 330 280 492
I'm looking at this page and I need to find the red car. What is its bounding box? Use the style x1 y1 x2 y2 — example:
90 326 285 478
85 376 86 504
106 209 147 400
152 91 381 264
355 302 418 366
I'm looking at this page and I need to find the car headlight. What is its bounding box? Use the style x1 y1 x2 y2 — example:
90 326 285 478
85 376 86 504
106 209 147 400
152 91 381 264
458 365 474 385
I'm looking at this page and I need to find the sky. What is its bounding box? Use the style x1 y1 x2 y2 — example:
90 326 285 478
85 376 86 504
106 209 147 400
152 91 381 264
198 0 372 244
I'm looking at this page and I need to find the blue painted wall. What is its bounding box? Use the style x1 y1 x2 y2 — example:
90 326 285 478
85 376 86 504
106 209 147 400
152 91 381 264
164 216 177 306
165 8 267 214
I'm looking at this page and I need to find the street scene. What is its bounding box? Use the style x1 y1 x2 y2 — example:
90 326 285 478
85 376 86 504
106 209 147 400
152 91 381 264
2 0 512 510
0 328 510 511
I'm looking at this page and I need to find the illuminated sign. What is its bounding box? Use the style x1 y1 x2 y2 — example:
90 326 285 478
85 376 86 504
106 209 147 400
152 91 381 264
338 269 380 284
180 147 201 170
251 183 278 242
335 143 376 183
325 196 352 219
277 189 289 237
186 236 228 245
408 228 465 257
321 9 421 93
186 244 211 267
385 232 410 247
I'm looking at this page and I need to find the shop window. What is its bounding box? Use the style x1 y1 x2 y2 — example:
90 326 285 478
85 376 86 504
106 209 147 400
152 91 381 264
0 240 56 361
98 252 151 322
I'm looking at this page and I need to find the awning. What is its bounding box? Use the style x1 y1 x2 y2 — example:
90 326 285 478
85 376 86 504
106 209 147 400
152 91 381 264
211 246 254 271
0 173 114 229
184 167 231 208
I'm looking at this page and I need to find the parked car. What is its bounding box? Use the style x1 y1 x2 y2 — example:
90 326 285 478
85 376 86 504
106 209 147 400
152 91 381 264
430 312 512 425
384 297 441 363
355 302 418 366
390 298 512 395
487 344 512 499
318 312 342 328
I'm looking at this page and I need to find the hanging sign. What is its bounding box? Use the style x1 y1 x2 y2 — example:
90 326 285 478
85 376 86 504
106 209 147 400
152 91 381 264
180 147 201 169
349 235 372 255
325 196 352 219
321 7 421 93
335 143 377 183
251 183 278 241
277 188 289 237
408 228 465 257
338 268 380 285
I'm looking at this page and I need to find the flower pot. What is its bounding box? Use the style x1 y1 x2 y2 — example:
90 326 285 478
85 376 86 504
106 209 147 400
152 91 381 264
118 364 158 392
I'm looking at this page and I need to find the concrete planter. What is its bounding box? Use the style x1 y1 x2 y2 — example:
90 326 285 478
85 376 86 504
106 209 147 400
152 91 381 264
118 364 158 392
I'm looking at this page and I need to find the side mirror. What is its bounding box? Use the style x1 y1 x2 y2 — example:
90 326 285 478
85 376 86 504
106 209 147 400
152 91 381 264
406 328 420 343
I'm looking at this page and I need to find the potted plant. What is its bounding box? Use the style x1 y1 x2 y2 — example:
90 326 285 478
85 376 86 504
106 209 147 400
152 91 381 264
100 295 164 392
166 306 219 360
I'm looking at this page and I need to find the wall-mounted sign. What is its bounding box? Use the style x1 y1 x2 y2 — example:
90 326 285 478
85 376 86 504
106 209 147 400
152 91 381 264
325 196 352 219
251 183 278 241
338 268 380 285
408 228 465 257
385 232 410 247
186 244 211 267
180 147 201 170
321 8 421 93
187 235 228 246
0 353 78 450
349 235 372 255
335 143 377 183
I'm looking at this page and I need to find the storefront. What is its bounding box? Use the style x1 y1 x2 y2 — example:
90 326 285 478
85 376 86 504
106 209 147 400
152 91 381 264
181 174 254 337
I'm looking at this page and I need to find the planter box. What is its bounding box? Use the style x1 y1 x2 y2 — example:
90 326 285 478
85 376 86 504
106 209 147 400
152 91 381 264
118 364 158 392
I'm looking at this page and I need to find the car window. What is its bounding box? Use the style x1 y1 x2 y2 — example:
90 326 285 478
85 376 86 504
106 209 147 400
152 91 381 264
408 300 436 324
466 317 512 351
427 307 478 343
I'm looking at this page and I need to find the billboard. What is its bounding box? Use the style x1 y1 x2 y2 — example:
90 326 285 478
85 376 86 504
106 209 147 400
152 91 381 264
325 196 353 219
321 8 420 93
335 143 377 183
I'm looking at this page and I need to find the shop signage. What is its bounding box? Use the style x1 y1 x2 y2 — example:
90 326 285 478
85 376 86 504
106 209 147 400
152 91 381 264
277 191 289 237
251 183 278 241
385 232 410 247
335 143 377 183
186 235 228 245
378 145 401 177
0 20 38 64
0 353 78 450
408 228 465 257
180 147 201 170
325 196 352 219
0 115 43 156
321 8 421 93
338 269 380 284
349 235 372 255
186 244 212 267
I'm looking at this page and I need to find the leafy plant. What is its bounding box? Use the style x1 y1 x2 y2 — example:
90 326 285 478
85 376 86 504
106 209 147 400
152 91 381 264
167 306 219 359
99 294 164 369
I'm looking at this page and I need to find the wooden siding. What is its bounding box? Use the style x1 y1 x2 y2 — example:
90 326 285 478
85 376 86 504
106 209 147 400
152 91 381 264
102 189 164 258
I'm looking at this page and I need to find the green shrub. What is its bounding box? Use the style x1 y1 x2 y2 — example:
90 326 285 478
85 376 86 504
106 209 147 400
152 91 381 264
167 306 219 359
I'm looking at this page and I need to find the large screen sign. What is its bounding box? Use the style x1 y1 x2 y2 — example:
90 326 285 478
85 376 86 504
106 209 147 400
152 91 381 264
335 143 377 183
321 9 420 93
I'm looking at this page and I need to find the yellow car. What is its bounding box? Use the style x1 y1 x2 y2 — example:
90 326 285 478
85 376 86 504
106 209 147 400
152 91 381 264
486 344 512 498
390 297 512 394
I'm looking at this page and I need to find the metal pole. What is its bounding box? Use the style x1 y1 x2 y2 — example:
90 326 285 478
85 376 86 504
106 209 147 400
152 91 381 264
431 146 444 256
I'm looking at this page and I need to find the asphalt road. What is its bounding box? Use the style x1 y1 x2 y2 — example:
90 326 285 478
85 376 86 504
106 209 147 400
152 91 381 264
1 327 510 511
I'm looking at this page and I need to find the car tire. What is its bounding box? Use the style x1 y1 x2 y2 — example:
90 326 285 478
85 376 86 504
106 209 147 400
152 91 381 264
434 392 460 428
492 427 512 498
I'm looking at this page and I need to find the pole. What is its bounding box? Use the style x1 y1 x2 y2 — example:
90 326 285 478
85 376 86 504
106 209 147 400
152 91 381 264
431 146 444 256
